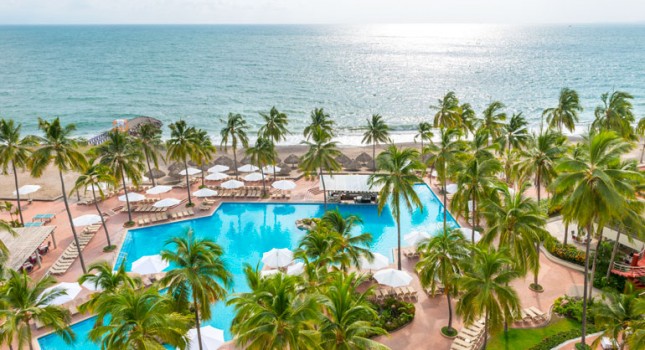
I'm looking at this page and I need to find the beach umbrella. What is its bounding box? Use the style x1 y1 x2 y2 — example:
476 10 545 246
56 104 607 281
261 269 281 277
359 253 389 271
118 193 146 202
356 152 372 165
13 185 40 199
43 282 83 305
144 168 166 179
187 326 225 350
214 156 234 167
335 154 351 166
125 176 149 184
153 198 181 208
206 172 229 181
431 170 438 177
345 159 362 171
131 255 169 275
262 248 294 268
285 154 300 168
287 262 305 276
179 167 201 176
221 179 244 189
243 172 264 182
193 188 218 197
446 184 458 194
168 162 186 172
84 182 109 193
238 164 259 173
262 165 281 173
81 279 104 292
272 180 297 191
208 165 230 173
457 227 482 243
404 230 430 246
277 163 292 176
373 269 413 288
240 156 252 165
72 214 102 227
146 185 173 195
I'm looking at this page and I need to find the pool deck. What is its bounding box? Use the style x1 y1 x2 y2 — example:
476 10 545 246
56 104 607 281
1 175 586 350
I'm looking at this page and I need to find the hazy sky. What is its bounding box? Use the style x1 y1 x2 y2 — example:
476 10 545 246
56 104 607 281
1 0 644 25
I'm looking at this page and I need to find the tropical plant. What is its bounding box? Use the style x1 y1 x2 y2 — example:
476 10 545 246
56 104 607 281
479 101 507 144
431 91 462 129
300 127 341 209
136 123 164 187
369 145 424 270
160 229 232 350
320 210 374 271
500 112 529 155
220 113 250 179
78 261 142 317
414 122 433 151
593 91 637 140
591 283 645 350
304 108 335 139
543 88 583 133
416 227 468 334
192 128 216 187
362 114 390 171
30 118 89 272
0 270 75 350
519 130 566 203
636 117 645 163
246 137 276 196
166 120 199 206
459 102 479 137
259 107 289 179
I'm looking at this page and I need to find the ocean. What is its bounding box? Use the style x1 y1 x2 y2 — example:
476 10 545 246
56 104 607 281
0 24 643 145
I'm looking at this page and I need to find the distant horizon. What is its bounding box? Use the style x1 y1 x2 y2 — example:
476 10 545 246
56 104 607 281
1 22 645 26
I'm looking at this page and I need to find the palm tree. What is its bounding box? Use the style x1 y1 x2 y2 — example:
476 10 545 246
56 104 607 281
220 113 250 180
519 130 566 203
320 272 389 350
369 145 424 270
0 270 75 350
431 91 462 129
300 127 341 210
246 137 276 196
304 107 335 139
543 88 583 133
636 117 645 163
500 112 529 155
160 230 232 350
552 131 643 346
320 210 374 271
459 103 479 137
626 296 645 350
259 107 289 179
416 227 468 334
166 120 198 206
136 123 164 187
479 101 507 144
88 287 191 349
70 158 117 249
228 270 321 349
296 224 342 269
94 130 144 225
30 118 88 272
361 114 390 172
456 246 521 349
591 283 645 350
78 261 142 317
593 91 636 140
0 119 36 225
192 129 216 187
414 122 433 151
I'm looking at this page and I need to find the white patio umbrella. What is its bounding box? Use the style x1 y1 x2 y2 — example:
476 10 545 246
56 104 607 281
262 165 281 173
13 185 41 200
84 183 108 192
404 230 430 246
373 269 413 288
207 165 230 173
72 214 102 227
193 188 218 197
206 172 229 181
458 227 482 243
179 167 201 176
81 278 105 292
287 262 305 276
125 176 149 184
187 326 225 350
221 179 244 189
431 170 438 177
118 193 146 202
153 198 181 208
43 282 83 305
260 269 281 277
131 255 169 275
272 180 297 191
238 164 259 173
446 184 458 194
146 185 173 195
243 172 264 182
262 248 294 268
359 253 389 271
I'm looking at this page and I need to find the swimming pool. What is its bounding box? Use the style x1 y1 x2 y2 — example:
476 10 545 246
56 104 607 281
38 184 458 349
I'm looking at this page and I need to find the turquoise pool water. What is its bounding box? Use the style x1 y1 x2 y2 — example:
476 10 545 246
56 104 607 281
38 184 458 349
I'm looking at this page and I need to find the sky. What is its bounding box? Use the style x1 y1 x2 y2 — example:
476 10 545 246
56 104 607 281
0 0 644 25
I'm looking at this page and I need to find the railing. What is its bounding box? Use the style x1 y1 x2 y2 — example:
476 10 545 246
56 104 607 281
611 262 645 276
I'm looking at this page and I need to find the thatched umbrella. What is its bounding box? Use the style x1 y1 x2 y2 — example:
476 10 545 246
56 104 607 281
214 156 234 167
145 168 166 179
285 154 300 169
356 152 372 166
167 162 186 173
278 163 291 176
345 159 362 172
335 154 351 166
240 156 252 165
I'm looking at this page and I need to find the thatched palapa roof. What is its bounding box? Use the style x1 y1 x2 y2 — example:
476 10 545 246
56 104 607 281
145 168 166 179
356 152 373 165
214 156 234 167
335 154 351 166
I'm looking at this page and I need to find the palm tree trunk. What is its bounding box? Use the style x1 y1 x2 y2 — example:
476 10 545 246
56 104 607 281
446 291 453 329
471 195 476 243
201 157 206 188
184 156 192 206
26 319 33 350
536 170 541 203
11 160 24 225
91 185 111 247
396 210 401 270
60 170 87 274
372 142 376 173
260 167 266 196
442 176 447 233
483 310 489 350
580 224 593 347
563 222 569 245
144 149 156 187
192 293 204 350
588 228 603 299
120 168 133 223
533 241 540 288
320 167 328 211
640 141 644 164
232 146 239 180
607 228 621 280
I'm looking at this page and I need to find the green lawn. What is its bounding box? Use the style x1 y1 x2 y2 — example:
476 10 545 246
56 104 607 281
487 318 580 350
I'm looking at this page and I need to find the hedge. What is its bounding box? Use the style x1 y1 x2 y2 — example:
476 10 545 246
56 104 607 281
527 326 597 350
544 236 587 266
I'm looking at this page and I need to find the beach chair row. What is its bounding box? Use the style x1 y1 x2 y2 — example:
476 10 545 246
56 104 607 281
451 318 486 350
198 198 217 211
271 191 291 200
49 229 98 275
516 306 548 325
77 190 120 205
137 213 170 226
424 282 445 297
402 247 419 259
372 287 418 303
133 205 168 213
219 189 263 198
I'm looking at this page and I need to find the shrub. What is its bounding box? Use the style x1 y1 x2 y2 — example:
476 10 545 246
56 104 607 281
544 236 587 266
592 241 626 292
553 295 594 324
371 297 415 332
527 326 597 350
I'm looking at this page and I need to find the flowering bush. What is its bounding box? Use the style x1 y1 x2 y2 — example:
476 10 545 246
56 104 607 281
544 236 587 266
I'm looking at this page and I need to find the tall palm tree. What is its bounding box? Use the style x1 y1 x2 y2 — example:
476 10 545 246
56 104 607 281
456 246 521 350
431 91 462 130
192 129 216 187
88 287 191 349
552 131 643 346
166 120 198 206
591 283 645 350
160 230 232 350
414 122 433 151
0 270 75 350
78 261 142 317
361 114 391 172
636 116 645 163
30 118 88 272
416 227 468 334
303 108 335 139
459 103 479 138
296 224 342 270
70 158 117 249
136 123 164 187
519 130 566 203
479 101 507 144
369 145 424 270
543 88 583 133
593 91 636 140
300 127 341 210
320 272 389 350
228 270 321 350
220 113 250 180
320 210 374 271
246 137 276 196
500 112 529 155
0 119 36 225
94 130 144 225
259 107 289 179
